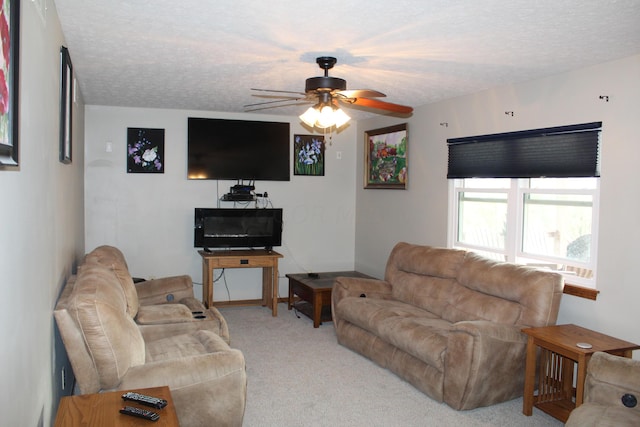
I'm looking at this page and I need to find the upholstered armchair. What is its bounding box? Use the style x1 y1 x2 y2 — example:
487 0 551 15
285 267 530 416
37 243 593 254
54 260 247 427
84 245 230 342
565 351 640 426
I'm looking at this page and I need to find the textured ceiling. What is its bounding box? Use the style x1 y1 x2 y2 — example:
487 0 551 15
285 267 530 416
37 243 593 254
53 0 640 120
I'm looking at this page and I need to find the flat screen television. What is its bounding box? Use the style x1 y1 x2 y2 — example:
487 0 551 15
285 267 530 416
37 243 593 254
194 208 283 250
188 117 290 181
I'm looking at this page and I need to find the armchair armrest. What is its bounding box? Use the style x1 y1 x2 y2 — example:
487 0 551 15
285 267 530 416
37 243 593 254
118 350 246 390
444 320 528 410
135 275 194 305
583 351 640 407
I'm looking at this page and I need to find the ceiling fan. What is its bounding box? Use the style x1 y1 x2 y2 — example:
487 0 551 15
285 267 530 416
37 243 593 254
244 56 413 129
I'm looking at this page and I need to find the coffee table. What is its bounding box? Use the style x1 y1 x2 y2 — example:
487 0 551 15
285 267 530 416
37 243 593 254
287 271 372 328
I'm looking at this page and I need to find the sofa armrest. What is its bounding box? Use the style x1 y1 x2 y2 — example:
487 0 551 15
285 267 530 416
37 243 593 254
135 275 194 305
332 277 392 303
444 320 528 410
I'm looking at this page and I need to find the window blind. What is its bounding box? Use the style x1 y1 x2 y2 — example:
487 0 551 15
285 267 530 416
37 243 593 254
447 122 601 179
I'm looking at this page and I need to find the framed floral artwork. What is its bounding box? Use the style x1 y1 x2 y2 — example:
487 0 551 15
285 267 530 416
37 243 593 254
294 134 324 176
127 127 164 173
364 123 408 189
0 0 20 169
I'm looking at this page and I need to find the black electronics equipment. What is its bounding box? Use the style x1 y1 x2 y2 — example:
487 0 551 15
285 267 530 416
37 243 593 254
194 208 283 250
187 117 290 181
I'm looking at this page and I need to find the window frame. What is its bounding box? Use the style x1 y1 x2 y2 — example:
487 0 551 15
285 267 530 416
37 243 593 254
448 177 600 288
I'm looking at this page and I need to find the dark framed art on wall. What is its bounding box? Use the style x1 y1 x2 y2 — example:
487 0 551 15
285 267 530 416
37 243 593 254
294 134 324 176
0 0 20 169
364 123 408 189
59 46 73 164
127 128 165 173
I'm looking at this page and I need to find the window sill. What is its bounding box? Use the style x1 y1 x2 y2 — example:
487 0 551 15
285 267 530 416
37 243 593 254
563 283 599 300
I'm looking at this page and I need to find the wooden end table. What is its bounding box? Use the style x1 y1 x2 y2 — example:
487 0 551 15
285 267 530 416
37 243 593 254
522 323 640 422
54 386 179 426
199 249 283 316
287 271 372 328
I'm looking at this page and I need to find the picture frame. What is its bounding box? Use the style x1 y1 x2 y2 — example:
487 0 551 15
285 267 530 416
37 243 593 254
59 46 73 164
127 127 165 173
364 123 408 189
0 0 21 169
294 134 324 176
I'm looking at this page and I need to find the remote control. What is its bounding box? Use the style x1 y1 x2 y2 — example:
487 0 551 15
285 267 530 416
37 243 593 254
122 391 168 409
120 406 160 421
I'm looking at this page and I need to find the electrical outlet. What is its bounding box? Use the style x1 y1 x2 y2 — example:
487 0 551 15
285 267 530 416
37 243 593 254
336 151 342 160
61 366 66 390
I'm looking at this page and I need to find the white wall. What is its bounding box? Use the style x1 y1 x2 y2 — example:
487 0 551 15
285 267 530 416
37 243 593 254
84 107 358 300
355 54 640 354
0 3 85 426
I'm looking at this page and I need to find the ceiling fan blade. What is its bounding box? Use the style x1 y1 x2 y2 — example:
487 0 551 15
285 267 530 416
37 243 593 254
244 100 313 112
251 88 306 96
243 97 305 108
337 89 386 98
341 97 413 114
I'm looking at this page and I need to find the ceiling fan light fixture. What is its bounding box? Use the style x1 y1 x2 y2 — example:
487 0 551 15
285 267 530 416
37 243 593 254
299 104 350 130
299 107 320 127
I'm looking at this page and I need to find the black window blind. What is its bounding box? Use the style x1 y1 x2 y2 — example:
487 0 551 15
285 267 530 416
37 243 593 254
447 122 601 179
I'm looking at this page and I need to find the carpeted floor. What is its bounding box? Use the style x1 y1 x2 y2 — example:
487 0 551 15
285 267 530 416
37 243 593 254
219 305 563 427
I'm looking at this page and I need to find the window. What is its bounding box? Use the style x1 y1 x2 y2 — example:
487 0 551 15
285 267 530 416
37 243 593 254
449 177 599 287
447 122 601 288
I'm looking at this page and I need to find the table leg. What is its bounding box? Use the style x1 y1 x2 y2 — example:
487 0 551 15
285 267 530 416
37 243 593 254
575 355 588 407
202 260 212 308
272 262 279 316
523 337 537 416
313 292 321 328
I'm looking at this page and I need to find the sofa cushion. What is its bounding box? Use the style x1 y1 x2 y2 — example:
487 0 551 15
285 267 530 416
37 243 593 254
136 304 195 325
442 285 522 325
145 330 232 362
69 264 146 390
85 246 140 318
336 297 450 369
456 251 563 327
387 243 467 316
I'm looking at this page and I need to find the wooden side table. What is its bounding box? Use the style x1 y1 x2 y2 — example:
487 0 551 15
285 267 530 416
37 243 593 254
199 249 283 316
522 324 640 422
54 386 179 426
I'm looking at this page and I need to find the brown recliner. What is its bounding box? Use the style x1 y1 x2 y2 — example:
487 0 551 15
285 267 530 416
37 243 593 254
565 351 640 426
54 261 246 427
84 245 230 342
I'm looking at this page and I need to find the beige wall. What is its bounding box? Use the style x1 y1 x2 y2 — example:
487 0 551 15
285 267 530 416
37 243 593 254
0 3 85 426
355 54 640 355
83 107 358 300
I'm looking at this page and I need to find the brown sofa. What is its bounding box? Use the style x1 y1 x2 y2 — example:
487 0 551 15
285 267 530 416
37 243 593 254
332 242 563 410
54 248 246 427
566 351 640 426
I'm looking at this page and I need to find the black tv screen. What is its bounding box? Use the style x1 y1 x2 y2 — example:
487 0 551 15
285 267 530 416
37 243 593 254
194 208 283 249
188 117 290 181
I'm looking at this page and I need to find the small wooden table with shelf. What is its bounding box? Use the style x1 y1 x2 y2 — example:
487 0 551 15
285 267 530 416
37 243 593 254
54 386 179 427
287 271 372 328
522 323 640 422
199 249 283 316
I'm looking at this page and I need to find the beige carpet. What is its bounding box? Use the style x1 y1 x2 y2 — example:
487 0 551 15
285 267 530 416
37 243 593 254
219 305 563 427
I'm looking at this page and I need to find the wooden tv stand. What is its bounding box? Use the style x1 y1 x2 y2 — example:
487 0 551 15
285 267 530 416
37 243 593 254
199 249 283 316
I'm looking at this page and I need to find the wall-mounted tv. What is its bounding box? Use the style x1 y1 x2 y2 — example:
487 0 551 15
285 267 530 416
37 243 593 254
188 117 290 181
194 208 283 250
